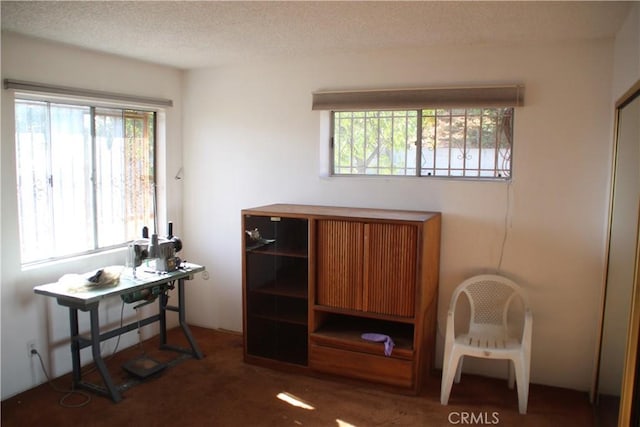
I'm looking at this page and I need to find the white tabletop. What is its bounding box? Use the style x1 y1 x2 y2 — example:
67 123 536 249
34 263 205 308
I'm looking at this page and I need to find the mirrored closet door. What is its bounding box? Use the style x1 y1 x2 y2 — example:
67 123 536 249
596 82 640 427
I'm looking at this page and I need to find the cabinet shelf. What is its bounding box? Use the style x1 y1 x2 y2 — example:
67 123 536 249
246 317 307 366
310 331 413 360
249 312 307 326
313 304 415 324
247 245 308 258
247 290 308 326
251 281 307 299
311 312 414 356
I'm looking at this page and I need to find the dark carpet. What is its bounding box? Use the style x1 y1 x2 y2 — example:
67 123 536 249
1 326 595 426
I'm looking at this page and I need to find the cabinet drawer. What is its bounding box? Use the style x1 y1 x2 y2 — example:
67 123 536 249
309 344 413 388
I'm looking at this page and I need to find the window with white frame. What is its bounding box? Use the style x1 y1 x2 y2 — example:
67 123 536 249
313 85 522 179
14 97 156 264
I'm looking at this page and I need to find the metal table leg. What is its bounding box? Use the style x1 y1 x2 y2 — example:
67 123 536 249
88 305 122 402
159 290 168 346
69 308 81 385
177 278 203 359
68 304 122 402
159 278 203 359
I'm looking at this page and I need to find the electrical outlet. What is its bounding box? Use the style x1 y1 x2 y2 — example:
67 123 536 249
27 340 36 358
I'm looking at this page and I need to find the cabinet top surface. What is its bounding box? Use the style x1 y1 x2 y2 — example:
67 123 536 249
242 204 440 222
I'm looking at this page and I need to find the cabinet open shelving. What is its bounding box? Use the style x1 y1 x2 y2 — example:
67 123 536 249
243 214 309 366
310 312 415 358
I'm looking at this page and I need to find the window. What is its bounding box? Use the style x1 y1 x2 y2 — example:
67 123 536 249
332 107 513 178
313 85 523 179
14 98 156 264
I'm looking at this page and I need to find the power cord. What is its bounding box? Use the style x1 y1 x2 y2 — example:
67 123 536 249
497 180 513 272
135 304 146 355
33 300 129 408
132 284 173 355
31 349 92 408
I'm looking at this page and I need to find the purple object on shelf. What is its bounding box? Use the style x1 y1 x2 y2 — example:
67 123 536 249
361 333 395 356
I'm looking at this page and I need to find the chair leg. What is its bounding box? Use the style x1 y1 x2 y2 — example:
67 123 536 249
511 356 530 414
454 355 464 383
508 360 515 389
440 352 462 406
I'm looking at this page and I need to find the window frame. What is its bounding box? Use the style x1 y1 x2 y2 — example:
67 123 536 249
328 107 515 180
13 92 159 266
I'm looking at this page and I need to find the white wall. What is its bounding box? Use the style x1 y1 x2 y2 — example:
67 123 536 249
182 39 615 392
0 33 184 399
612 3 640 102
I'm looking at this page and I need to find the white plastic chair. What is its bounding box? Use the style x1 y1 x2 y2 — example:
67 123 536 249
440 274 532 414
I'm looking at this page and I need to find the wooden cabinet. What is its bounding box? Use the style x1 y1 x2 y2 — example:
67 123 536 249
242 204 441 393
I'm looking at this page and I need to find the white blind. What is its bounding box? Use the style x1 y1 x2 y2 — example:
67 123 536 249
4 79 173 107
312 85 524 111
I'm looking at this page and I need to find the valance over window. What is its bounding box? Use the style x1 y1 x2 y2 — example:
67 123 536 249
312 84 524 111
4 79 173 107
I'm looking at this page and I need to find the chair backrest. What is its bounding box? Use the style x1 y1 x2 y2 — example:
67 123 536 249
450 274 530 339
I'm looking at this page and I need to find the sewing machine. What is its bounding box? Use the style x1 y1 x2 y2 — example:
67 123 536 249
127 222 183 277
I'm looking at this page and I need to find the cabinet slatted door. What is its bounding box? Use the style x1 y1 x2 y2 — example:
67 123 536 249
364 223 417 317
316 220 364 310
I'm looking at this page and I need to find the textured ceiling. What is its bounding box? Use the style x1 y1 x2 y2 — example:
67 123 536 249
1 1 633 70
